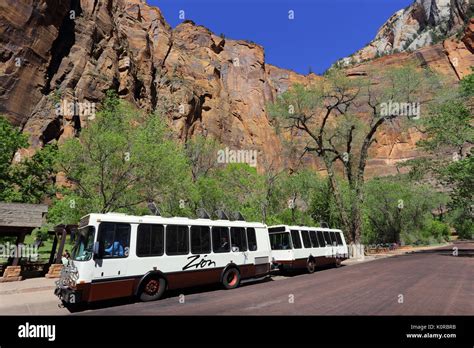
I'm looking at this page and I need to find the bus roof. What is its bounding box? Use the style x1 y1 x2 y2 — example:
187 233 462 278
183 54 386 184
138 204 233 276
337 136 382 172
80 213 267 228
268 224 343 233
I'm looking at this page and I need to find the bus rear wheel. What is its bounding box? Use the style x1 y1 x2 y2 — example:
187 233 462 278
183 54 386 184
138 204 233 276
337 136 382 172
222 268 241 289
335 258 342 268
307 259 316 274
139 277 166 302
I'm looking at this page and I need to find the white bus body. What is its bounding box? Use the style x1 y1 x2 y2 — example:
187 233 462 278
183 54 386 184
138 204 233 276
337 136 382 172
268 225 349 273
55 213 271 304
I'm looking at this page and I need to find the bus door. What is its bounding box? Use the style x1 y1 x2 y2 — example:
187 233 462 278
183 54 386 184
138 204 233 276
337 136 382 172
93 222 131 279
289 230 304 260
230 227 251 276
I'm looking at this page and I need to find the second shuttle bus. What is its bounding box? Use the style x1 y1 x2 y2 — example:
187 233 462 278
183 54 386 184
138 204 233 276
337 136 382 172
268 225 348 273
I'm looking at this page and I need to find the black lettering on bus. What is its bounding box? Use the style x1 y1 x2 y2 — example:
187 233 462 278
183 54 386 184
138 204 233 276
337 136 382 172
182 254 217 271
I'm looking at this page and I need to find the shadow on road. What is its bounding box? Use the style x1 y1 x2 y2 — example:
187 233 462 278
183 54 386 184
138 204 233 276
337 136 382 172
271 263 344 278
70 265 344 313
413 248 474 257
70 274 275 314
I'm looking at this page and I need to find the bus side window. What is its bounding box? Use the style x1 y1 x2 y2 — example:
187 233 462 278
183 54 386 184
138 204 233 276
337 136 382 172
309 230 319 248
166 225 189 255
290 230 302 249
191 226 211 254
316 231 326 247
137 224 164 257
246 228 257 251
301 230 311 248
212 226 230 253
330 232 337 246
99 222 131 258
323 231 332 246
335 232 343 246
230 227 247 252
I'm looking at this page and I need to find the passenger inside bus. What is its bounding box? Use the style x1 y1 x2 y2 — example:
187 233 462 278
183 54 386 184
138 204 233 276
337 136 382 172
105 240 124 257
220 236 229 251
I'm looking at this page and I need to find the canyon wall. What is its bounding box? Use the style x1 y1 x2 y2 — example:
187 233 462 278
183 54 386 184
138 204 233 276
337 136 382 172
0 0 472 176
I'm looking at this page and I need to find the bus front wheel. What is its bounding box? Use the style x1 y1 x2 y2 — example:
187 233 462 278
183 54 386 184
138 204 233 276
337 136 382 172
139 277 166 302
222 268 241 289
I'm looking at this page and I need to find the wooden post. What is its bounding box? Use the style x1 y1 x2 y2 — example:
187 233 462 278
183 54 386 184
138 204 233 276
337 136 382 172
55 227 67 264
11 232 26 266
48 233 59 266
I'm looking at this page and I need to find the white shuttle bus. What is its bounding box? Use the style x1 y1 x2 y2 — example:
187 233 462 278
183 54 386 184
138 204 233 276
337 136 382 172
55 213 271 305
268 225 348 273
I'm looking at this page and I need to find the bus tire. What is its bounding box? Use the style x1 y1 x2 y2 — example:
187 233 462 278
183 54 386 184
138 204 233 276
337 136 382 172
222 268 241 289
138 276 166 302
335 258 342 268
307 258 316 274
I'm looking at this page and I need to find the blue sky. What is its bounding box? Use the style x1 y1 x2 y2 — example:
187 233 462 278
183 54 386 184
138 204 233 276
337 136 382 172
148 0 413 75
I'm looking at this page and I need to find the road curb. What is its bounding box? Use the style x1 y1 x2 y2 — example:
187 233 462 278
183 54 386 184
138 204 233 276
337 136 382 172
342 242 453 266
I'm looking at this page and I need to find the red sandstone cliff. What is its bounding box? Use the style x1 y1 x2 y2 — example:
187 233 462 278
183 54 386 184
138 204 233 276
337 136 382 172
0 0 472 176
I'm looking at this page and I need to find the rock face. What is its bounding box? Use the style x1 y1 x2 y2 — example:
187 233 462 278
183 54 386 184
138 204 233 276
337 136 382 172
0 0 298 169
0 0 472 177
345 44 458 177
337 0 471 66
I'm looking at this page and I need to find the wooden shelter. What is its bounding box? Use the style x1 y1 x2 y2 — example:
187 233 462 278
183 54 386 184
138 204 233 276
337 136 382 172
0 202 48 281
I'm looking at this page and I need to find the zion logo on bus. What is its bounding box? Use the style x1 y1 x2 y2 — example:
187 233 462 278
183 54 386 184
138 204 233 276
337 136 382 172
182 255 216 271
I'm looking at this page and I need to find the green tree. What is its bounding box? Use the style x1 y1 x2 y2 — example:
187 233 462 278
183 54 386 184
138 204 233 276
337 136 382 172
269 65 437 244
277 169 322 225
184 135 220 181
442 154 474 239
418 100 472 157
8 144 58 203
363 178 448 244
411 71 474 239
460 67 474 97
212 163 266 222
0 116 28 199
55 92 193 218
0 116 57 203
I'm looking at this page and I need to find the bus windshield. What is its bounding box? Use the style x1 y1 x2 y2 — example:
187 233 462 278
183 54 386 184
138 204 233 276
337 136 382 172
72 226 95 261
270 232 291 250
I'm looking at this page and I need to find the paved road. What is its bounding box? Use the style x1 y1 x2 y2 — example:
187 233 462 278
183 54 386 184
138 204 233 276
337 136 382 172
78 241 473 315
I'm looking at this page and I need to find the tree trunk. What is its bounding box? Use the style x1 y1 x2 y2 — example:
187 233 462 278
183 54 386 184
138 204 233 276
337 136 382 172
324 157 353 242
351 192 363 245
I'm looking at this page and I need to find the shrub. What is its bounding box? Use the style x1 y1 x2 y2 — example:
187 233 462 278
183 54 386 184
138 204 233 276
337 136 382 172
422 220 450 242
454 218 474 240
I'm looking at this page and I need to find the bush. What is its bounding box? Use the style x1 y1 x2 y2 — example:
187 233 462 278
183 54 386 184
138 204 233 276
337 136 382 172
363 177 448 244
399 232 411 246
401 220 450 245
454 218 474 240
422 220 450 242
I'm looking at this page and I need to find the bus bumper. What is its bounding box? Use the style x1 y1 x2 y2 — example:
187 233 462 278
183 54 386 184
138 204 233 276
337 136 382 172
55 286 82 304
